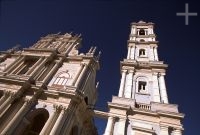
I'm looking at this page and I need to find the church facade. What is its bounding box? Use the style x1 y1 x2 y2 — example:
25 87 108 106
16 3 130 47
0 21 184 135
0 33 99 135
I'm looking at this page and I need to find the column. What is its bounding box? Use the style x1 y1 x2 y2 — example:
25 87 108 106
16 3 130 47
124 70 134 98
74 63 88 87
117 118 126 135
118 70 127 97
71 63 84 86
131 79 136 99
130 46 135 59
39 105 59 135
26 57 45 75
65 43 73 54
153 47 159 61
0 91 10 105
1 99 34 135
127 47 131 59
172 129 182 135
4 56 24 73
30 58 47 76
160 125 169 135
61 105 77 135
49 106 67 135
43 61 61 84
149 47 154 61
0 92 15 116
104 116 115 135
158 73 169 103
152 73 160 102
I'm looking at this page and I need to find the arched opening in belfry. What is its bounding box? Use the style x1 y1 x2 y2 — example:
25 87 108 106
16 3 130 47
22 108 49 135
138 81 147 92
136 76 148 93
139 49 146 56
139 29 145 35
70 125 79 135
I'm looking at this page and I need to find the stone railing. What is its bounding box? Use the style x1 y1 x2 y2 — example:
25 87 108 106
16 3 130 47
109 96 179 114
135 103 151 111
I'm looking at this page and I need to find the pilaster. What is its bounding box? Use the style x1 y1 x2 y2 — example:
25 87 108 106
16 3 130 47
0 98 35 135
104 116 115 135
124 70 134 98
158 73 169 103
49 105 68 135
160 125 169 135
118 70 127 97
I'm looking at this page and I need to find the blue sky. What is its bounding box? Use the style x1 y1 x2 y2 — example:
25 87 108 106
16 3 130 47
0 0 199 134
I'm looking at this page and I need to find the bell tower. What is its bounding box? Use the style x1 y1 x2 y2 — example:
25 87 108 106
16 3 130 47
104 21 184 135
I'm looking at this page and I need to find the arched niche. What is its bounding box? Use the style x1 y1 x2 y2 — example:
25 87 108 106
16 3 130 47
139 29 145 35
21 108 49 135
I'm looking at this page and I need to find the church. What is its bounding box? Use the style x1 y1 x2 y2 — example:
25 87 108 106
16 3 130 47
0 21 184 135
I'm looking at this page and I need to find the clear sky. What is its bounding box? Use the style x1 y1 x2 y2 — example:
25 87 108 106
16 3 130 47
0 0 199 134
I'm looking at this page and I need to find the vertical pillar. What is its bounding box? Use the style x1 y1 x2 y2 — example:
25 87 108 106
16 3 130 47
130 46 135 59
158 73 169 103
153 47 159 61
172 129 182 135
127 46 131 59
118 70 127 97
149 46 154 61
49 106 67 135
160 125 169 135
131 79 136 99
27 57 46 76
39 105 59 135
4 56 21 72
117 118 126 135
104 116 115 135
0 98 35 135
0 92 15 116
71 63 84 86
0 91 10 105
43 61 61 84
124 70 134 98
61 105 77 135
5 56 25 74
74 63 88 87
152 73 160 102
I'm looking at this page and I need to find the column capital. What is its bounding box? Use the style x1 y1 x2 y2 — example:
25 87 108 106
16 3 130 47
4 90 12 97
172 129 182 134
152 72 159 76
24 98 36 106
128 69 134 74
158 72 166 77
53 104 62 112
121 69 127 73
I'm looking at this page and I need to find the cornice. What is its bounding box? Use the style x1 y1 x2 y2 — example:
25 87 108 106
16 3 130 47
120 60 168 70
128 40 159 44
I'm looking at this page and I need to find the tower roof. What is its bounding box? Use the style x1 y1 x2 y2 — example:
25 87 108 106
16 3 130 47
131 20 155 26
